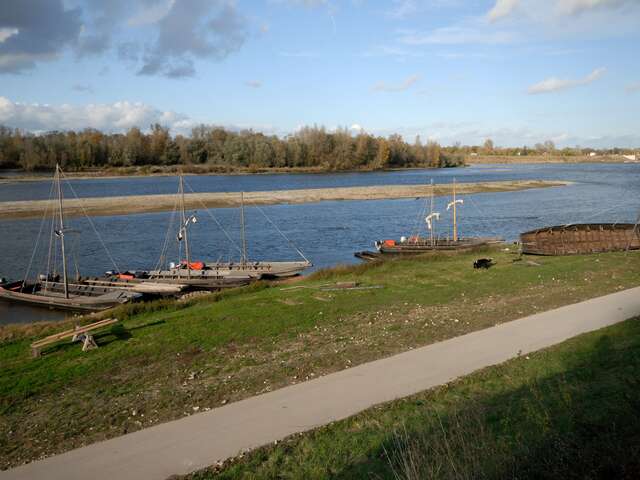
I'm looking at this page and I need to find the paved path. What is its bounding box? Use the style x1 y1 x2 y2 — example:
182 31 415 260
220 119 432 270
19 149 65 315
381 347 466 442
4 287 640 480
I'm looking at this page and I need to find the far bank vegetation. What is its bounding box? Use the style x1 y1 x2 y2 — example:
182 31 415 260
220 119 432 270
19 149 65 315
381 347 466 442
0 125 461 173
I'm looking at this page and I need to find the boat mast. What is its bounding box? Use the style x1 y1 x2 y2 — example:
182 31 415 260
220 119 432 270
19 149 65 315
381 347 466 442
452 178 458 242
240 191 247 265
56 164 69 299
429 179 434 247
180 174 191 279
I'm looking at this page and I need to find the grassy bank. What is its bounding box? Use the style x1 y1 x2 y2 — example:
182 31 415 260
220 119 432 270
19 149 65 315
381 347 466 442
1 248 639 469
186 317 640 479
0 180 568 220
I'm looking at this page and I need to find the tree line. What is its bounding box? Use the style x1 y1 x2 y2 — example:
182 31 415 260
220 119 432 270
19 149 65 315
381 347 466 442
0 125 463 172
1 125 635 173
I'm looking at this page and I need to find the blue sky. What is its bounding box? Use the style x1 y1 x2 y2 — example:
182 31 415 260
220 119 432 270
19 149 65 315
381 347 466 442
0 0 639 147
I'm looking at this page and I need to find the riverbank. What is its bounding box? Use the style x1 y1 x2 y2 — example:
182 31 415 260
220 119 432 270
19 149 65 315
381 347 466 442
465 154 635 164
0 179 569 220
2 155 636 184
1 154 635 182
1 247 639 469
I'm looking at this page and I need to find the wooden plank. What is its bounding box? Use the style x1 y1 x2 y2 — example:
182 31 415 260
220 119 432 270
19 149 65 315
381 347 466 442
30 318 118 357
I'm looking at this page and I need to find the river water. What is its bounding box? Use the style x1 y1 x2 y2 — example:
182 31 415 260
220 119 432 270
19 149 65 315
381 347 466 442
1 163 638 324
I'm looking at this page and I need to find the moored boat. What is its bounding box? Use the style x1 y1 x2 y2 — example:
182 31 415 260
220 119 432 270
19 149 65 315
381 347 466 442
520 223 640 255
0 279 140 311
116 177 310 289
365 179 502 257
0 165 140 312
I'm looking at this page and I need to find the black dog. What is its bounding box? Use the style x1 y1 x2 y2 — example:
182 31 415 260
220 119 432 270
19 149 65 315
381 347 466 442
473 258 494 269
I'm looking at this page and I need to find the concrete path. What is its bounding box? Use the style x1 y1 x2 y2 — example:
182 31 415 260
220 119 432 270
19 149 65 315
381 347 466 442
4 287 640 480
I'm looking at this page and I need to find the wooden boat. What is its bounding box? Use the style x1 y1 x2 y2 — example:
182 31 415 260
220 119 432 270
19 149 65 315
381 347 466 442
139 264 252 290
0 165 140 312
0 280 140 312
119 177 310 289
520 223 640 255
196 191 312 279
367 179 502 257
83 277 187 295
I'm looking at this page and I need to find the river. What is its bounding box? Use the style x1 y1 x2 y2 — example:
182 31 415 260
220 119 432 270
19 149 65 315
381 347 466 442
1 163 638 324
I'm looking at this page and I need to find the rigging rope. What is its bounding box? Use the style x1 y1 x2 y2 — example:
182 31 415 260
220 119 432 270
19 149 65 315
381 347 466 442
254 204 310 263
21 178 55 289
155 193 180 271
60 170 120 273
183 179 243 256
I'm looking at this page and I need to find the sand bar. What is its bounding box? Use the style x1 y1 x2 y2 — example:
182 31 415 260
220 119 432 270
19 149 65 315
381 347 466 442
0 180 569 220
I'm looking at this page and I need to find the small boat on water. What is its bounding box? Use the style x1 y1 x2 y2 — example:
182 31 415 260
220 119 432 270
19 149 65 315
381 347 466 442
356 179 502 259
520 223 640 255
83 277 187 295
198 191 312 279
0 279 140 312
115 176 310 289
0 165 141 312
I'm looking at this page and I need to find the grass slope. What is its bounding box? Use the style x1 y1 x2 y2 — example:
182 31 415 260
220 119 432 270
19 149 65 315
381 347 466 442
1 248 639 469
188 317 640 479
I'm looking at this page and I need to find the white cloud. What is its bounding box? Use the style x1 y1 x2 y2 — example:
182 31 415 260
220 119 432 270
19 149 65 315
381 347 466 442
556 0 632 15
372 74 421 92
0 97 197 134
399 27 515 45
350 124 363 132
626 82 640 93
527 67 606 94
0 28 19 43
278 51 318 57
72 83 94 94
487 0 519 22
386 0 418 19
127 0 176 26
363 46 424 58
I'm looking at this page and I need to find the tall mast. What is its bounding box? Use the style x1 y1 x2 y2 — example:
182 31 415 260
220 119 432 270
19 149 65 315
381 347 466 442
429 179 434 247
240 191 247 265
452 178 458 242
56 164 69 299
180 174 191 279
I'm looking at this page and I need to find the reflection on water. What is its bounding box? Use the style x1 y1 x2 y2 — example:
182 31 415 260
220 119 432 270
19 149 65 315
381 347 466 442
1 163 639 324
0 301 71 325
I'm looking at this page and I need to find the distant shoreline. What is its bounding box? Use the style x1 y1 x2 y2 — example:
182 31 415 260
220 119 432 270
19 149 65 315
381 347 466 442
0 155 635 183
0 180 570 220
464 154 636 165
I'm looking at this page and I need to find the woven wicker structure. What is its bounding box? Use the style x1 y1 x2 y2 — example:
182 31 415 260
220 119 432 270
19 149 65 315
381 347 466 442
520 223 640 255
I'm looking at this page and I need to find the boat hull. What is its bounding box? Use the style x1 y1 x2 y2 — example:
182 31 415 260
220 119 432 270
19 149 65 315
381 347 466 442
143 270 252 290
376 237 502 255
520 223 640 255
201 261 312 279
0 281 141 312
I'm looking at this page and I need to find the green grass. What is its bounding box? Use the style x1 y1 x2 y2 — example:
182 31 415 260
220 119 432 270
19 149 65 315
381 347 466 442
188 317 640 479
1 248 639 469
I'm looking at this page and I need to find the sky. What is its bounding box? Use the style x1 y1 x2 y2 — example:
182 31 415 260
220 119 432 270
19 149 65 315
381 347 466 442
0 0 639 148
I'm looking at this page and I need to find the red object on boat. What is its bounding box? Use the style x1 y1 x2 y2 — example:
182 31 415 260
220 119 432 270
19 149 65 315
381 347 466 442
118 274 134 280
181 261 205 270
408 236 419 243
383 239 396 247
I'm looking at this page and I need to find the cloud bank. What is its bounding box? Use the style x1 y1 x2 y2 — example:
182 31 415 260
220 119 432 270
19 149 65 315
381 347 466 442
0 0 248 78
527 67 605 94
0 96 196 134
0 0 82 73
